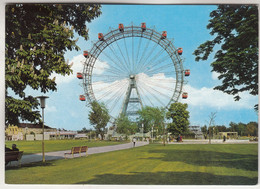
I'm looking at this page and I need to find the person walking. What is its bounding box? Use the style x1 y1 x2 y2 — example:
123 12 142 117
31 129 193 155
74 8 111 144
132 137 136 147
223 135 226 142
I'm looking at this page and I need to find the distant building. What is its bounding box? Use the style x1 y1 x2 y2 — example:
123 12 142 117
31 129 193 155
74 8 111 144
189 126 203 139
218 132 238 139
45 130 78 140
5 123 56 141
75 133 88 139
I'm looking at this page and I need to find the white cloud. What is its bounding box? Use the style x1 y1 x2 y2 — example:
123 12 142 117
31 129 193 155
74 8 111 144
50 54 109 85
212 71 220 80
51 54 85 84
180 84 257 110
93 59 110 75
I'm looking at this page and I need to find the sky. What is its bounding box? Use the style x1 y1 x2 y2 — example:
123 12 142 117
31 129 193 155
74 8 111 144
12 4 258 131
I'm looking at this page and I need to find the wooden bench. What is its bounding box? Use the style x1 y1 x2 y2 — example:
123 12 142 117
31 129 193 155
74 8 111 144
64 146 88 159
80 146 88 157
5 151 23 166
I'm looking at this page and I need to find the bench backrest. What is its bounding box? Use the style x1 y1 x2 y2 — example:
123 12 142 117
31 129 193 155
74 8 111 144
72 147 81 153
5 151 23 161
80 146 88 153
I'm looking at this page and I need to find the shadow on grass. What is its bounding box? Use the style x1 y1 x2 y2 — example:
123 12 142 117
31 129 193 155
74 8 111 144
76 171 258 185
144 149 258 171
5 162 55 170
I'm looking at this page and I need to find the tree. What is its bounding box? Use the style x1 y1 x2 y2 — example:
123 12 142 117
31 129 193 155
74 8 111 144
206 112 217 144
193 5 258 110
229 122 247 136
246 122 258 136
115 114 138 140
201 125 208 139
78 127 91 133
5 4 102 125
88 101 110 140
215 125 227 132
166 102 190 136
137 106 166 135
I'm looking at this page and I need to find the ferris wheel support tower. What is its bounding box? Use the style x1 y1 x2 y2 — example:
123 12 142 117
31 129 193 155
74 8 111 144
120 74 143 121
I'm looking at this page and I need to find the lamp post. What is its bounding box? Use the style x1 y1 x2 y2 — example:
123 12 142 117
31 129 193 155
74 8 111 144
36 95 49 163
152 124 154 143
142 123 144 141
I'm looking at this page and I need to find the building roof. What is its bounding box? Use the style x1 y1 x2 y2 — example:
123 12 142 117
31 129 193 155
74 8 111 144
19 123 53 129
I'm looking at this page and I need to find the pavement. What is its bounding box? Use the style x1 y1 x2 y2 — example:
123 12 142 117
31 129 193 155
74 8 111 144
7 141 149 167
168 139 256 144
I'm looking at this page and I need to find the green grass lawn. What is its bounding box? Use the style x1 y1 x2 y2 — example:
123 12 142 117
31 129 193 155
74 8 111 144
5 139 128 154
5 143 258 185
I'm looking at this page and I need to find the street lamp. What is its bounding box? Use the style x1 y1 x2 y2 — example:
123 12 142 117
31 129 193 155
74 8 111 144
36 95 49 163
152 124 154 143
142 123 144 141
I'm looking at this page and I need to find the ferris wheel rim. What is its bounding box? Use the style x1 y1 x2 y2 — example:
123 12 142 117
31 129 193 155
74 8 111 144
82 24 184 122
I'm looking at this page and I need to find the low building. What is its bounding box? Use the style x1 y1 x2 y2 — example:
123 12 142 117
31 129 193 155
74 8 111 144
218 132 238 139
75 133 88 139
44 130 78 140
5 123 56 141
5 125 23 141
189 126 203 139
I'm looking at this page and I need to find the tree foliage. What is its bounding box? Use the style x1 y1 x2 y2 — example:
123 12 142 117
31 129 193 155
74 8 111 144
115 114 138 139
193 5 258 109
166 102 190 136
246 122 258 136
137 106 165 135
229 121 258 136
5 4 102 125
88 101 110 140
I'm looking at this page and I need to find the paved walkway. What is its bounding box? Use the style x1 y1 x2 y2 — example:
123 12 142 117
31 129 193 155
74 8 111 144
168 139 255 144
8 141 149 167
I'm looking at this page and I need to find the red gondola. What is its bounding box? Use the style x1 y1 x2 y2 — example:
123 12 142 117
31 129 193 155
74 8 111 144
83 51 89 58
141 22 146 31
161 31 167 39
98 33 104 41
184 69 190 76
77 72 83 79
182 92 188 99
79 95 86 101
177 48 183 55
119 23 124 32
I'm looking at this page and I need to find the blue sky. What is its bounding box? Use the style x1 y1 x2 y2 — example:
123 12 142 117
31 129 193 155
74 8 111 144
21 4 258 131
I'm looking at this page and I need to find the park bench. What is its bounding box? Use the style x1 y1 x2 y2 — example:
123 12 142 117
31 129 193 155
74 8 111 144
64 146 88 159
80 146 88 157
5 151 23 166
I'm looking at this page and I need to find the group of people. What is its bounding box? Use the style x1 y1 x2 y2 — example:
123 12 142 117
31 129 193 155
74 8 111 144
5 144 19 152
176 135 183 142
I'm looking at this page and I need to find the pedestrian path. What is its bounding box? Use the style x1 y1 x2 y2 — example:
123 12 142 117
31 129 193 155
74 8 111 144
9 141 149 167
168 139 253 144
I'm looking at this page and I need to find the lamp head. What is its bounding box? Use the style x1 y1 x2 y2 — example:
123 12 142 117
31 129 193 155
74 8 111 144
36 96 49 109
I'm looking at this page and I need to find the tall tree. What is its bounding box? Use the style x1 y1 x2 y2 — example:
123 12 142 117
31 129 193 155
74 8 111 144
115 114 138 140
5 4 102 125
166 102 190 136
246 121 258 136
229 122 247 136
137 106 165 135
206 112 217 144
201 125 208 139
89 101 110 140
193 5 258 110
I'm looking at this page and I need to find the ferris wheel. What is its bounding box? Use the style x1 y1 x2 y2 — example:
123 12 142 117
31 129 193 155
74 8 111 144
77 23 189 122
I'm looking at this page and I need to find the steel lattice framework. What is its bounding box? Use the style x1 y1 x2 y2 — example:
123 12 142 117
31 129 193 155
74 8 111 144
82 24 184 122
